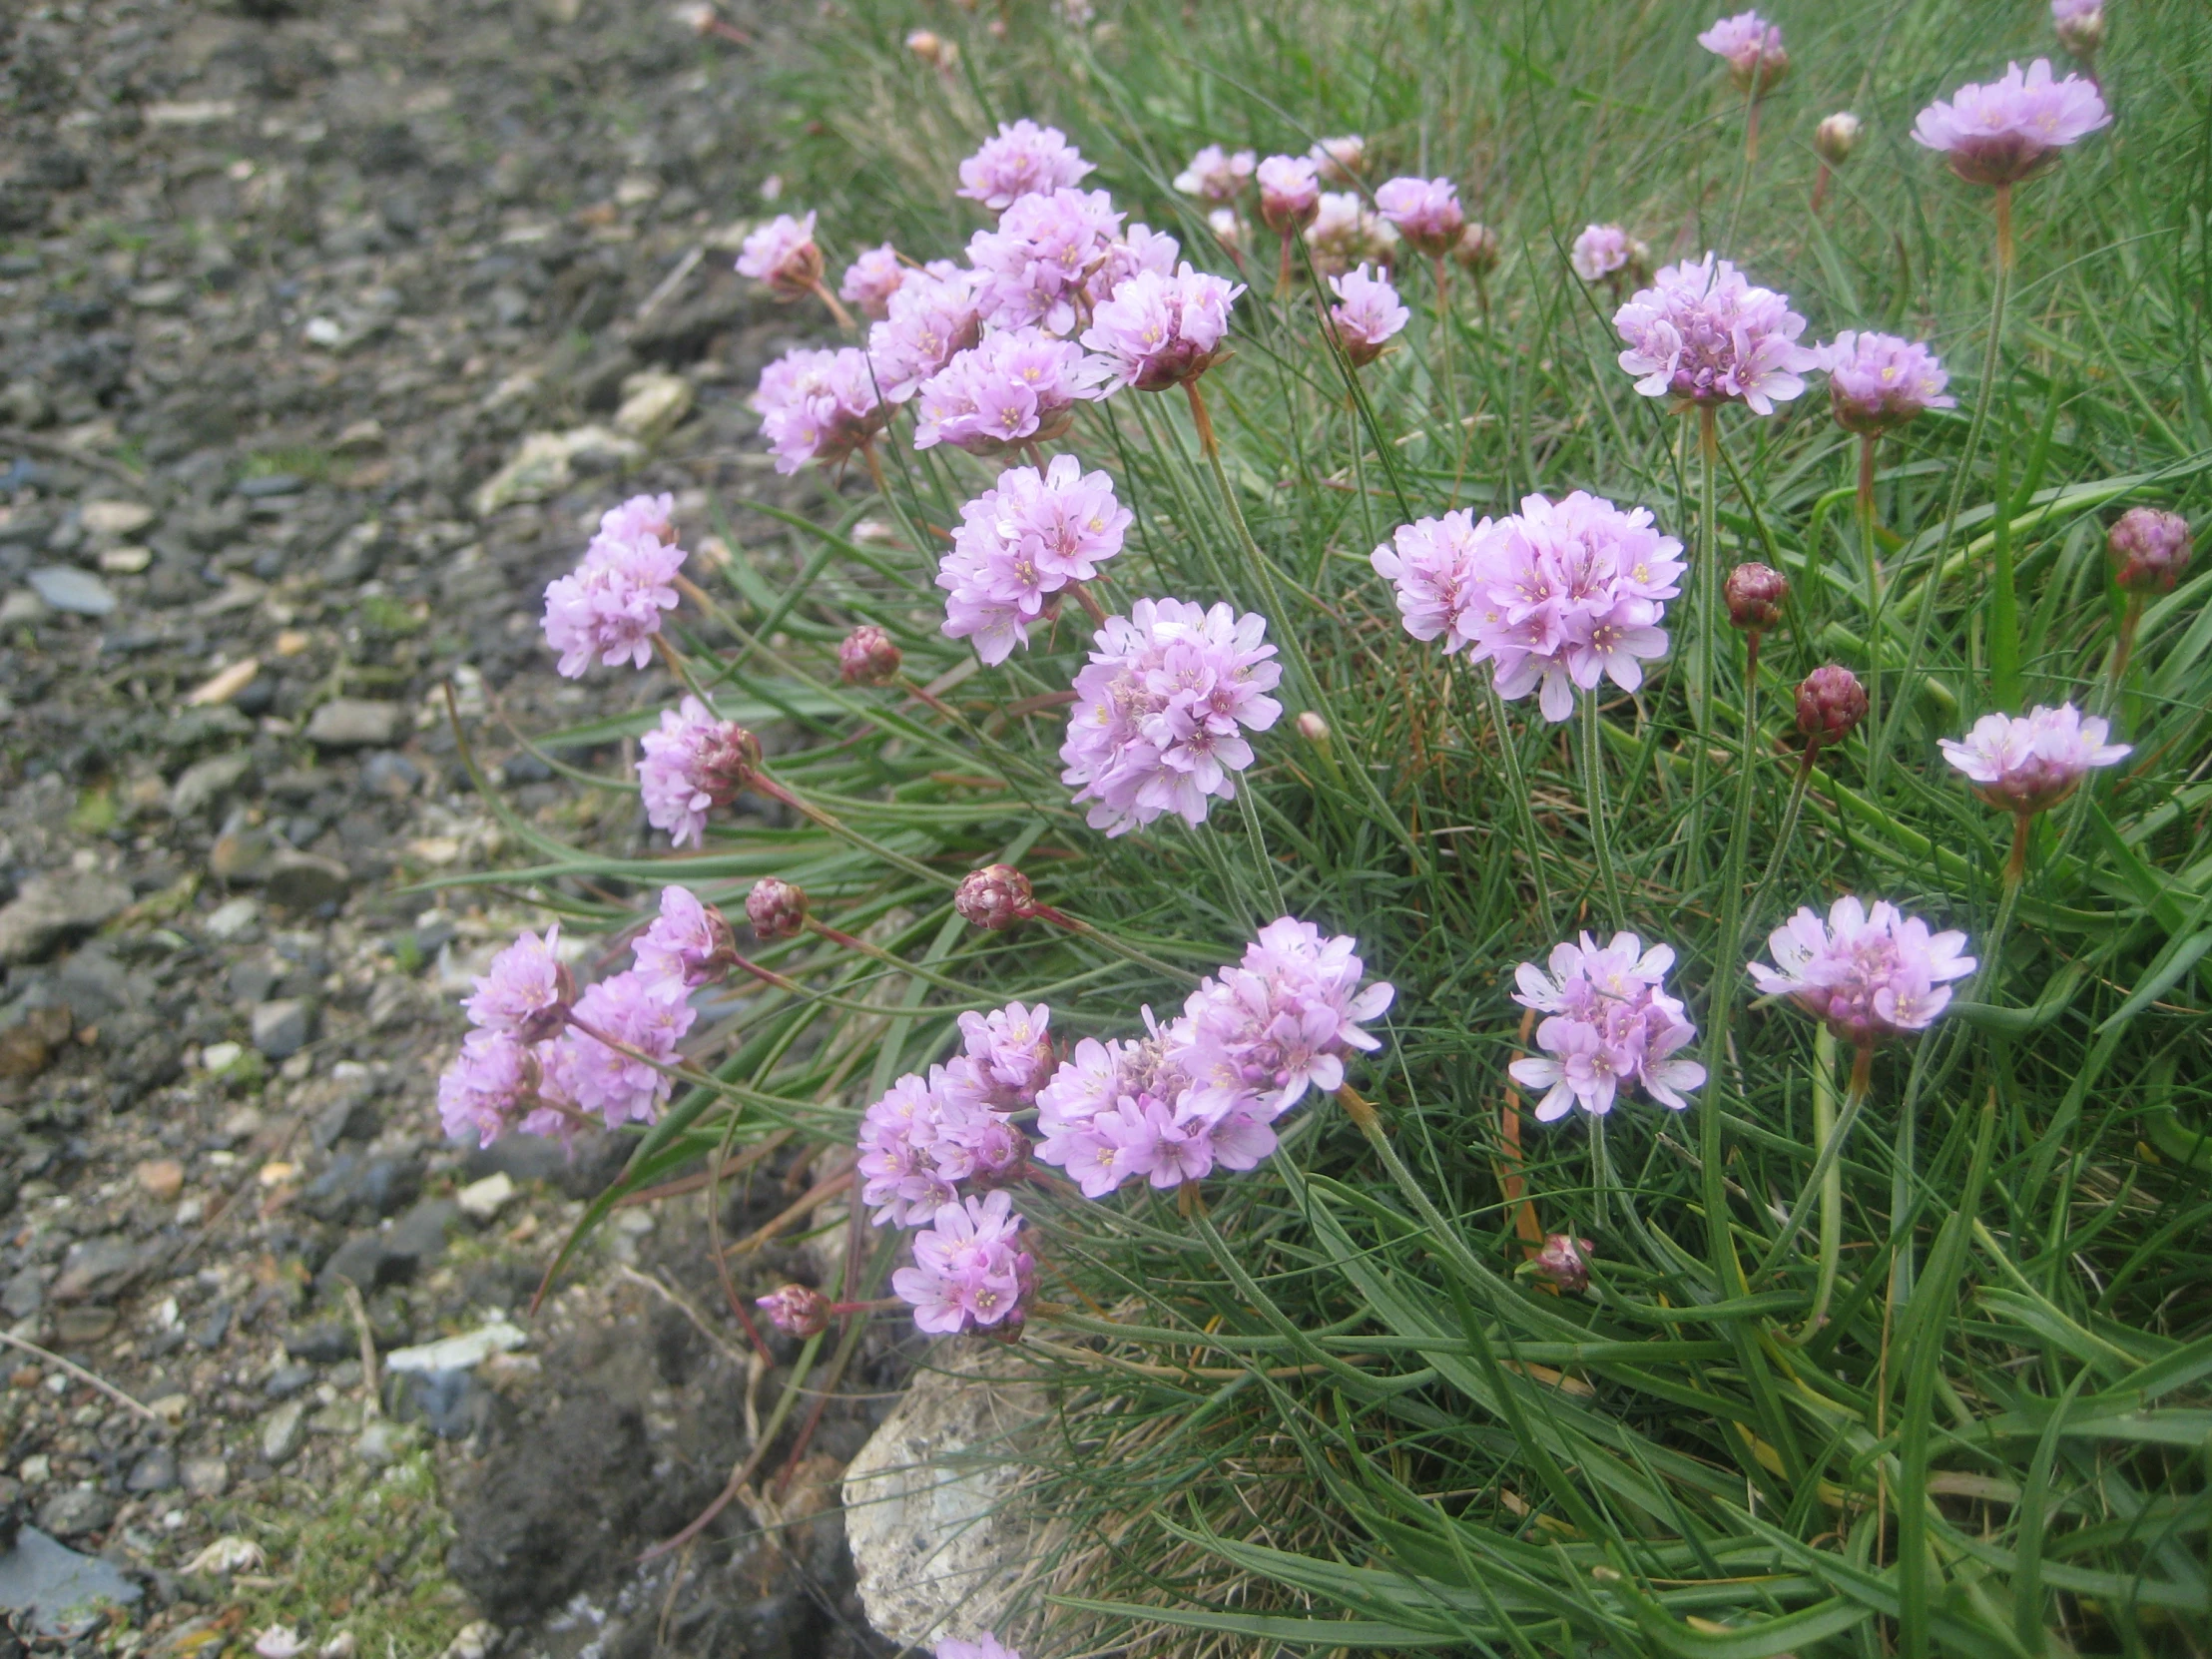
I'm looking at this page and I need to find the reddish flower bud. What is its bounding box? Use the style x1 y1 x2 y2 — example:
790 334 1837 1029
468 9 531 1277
1796 664 1868 748
745 877 809 942
838 624 903 687
2108 507 2192 596
696 722 764 805
1296 711 1331 745
954 864 1037 930
1451 222 1501 275
1725 562 1788 632
756 1284 830 1339
1534 1234 1593 1295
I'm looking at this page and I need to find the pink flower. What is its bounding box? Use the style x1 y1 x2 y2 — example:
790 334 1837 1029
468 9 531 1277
637 697 762 848
634 885 735 999
1085 222 1183 310
541 527 686 678
1507 933 1704 1122
1374 176 1465 258
1938 703 2130 814
1613 254 1818 414
1256 155 1322 233
957 119 1094 212
1327 264 1408 365
839 624 903 686
838 244 908 319
936 1637 1021 1659
546 969 696 1129
1310 135 1367 184
866 267 984 402
2052 0 2105 59
1059 597 1283 835
1307 192 1398 276
1697 11 1789 93
1820 330 1954 433
751 345 888 474
891 1191 1035 1335
2108 507 2193 593
1912 60 2110 188
1079 265 1243 392
1751 896 1975 1046
437 1029 541 1147
967 187 1124 334
912 325 1097 455
936 454 1132 664
1534 1234 1594 1294
1034 1016 1213 1196
1177 916 1396 1118
1370 509 1493 653
1569 224 1643 283
955 864 1038 929
856 1050 1036 1227
598 492 676 545
1175 144 1257 204
736 212 824 299
756 1284 829 1339
463 926 572 1039
957 1000 1056 1107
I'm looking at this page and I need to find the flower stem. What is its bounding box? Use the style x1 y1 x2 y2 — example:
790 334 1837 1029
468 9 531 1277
1806 1031 1868 1333
1580 690 1623 924
1743 747 1817 938
1485 677 1555 935
1859 434 1886 754
1686 406 1722 888
1234 782 1288 916
2104 592 2144 713
1588 1111 1613 1231
810 279 856 332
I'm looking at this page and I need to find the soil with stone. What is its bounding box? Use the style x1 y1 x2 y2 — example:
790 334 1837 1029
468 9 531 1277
0 1 914 1654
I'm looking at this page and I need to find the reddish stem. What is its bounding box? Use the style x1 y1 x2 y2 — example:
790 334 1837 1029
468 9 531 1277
811 278 856 332
1066 579 1109 626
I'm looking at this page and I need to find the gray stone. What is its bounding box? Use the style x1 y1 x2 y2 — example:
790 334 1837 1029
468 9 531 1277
2 1264 45 1320
251 998 315 1058
34 1487 117 1540
27 565 117 616
317 1232 399 1295
53 1306 117 1347
180 1454 230 1497
56 945 134 1023
262 1398 308 1465
170 751 254 818
304 698 402 749
0 1525 143 1639
209 828 276 883
126 1446 179 1493
385 1198 459 1272
50 1235 142 1303
0 872 134 964
265 849 352 912
360 751 422 799
265 1363 315 1400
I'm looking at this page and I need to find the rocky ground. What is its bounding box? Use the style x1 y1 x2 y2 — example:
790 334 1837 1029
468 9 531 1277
0 1 916 1653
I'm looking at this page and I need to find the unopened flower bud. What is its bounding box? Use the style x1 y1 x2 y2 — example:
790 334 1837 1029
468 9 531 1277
1451 222 1501 275
756 1284 830 1339
2052 0 2105 60
838 624 902 686
1814 111 1862 168
1534 1234 1593 1295
746 877 808 942
698 722 764 804
1725 563 1788 632
1296 711 1331 745
2108 507 2192 595
1796 665 1868 748
904 28 946 64
955 863 1036 930
677 3 718 34
1311 134 1366 184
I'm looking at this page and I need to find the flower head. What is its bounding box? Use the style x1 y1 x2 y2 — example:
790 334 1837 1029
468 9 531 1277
1815 111 1863 167
545 969 696 1129
1080 264 1242 392
1795 664 1868 748
541 527 686 678
1257 155 1322 233
1327 264 1408 365
1912 60 2110 188
637 697 763 848
1059 597 1283 835
936 1638 1021 1659
839 624 903 685
1534 1234 1595 1294
866 267 984 402
838 244 908 319
1749 896 1975 1046
463 926 573 1040
957 120 1094 212
438 1029 541 1148
1508 932 1705 1121
856 1045 1039 1228
1453 222 1502 274
745 876 809 942
1178 916 1396 1118
913 326 1096 455
2108 508 2192 594
1725 562 1788 631
1821 330 1954 434
636 885 737 997
1697 11 1789 94
2053 0 2105 60
736 212 824 299
751 345 888 474
1570 224 1645 284
1175 144 1257 204
967 188 1124 334
936 454 1131 663
598 492 677 545
1375 176 1466 258
1938 703 2130 814
891 1191 1035 1334
1614 254 1818 414
756 1284 829 1339
958 1001 1057 1107
955 864 1039 929
1310 135 1367 184
1307 191 1398 276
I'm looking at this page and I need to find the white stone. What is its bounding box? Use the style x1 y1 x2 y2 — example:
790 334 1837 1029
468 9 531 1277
384 1322 527 1375
613 371 694 443
205 897 261 941
81 500 155 538
455 1173 516 1220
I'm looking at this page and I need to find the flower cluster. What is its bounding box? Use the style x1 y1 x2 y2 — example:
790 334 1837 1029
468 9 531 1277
1820 330 1953 433
838 244 908 319
1175 144 1256 204
957 119 1094 212
1750 897 1976 1046
637 697 762 848
937 455 1132 664
736 212 823 298
1697 10 1788 93
1311 134 1366 182
1308 192 1398 276
1614 254 1818 414
1375 176 1465 258
1372 491 1685 723
1080 265 1243 391
1059 597 1284 835
912 324 1096 454
892 1191 1036 1335
1912 59 2110 187
1508 933 1705 1122
540 495 687 678
1938 703 2130 814
856 1000 1052 1227
2108 507 2192 593
967 187 1124 334
1257 155 1321 232
1569 224 1643 284
936 1638 1021 1659
1328 265 1408 365
866 265 983 402
751 346 888 474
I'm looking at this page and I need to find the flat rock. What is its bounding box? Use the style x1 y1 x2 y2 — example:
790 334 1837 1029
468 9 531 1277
385 1321 526 1375
34 1487 117 1539
262 1398 308 1465
170 750 254 818
612 370 693 443
304 698 402 749
455 1171 515 1219
265 849 352 912
180 1454 229 1498
28 565 117 616
0 1525 142 1639
209 828 276 883
251 998 315 1058
50 1234 143 1303
0 871 134 964
126 1446 179 1493
81 499 156 537
471 425 642 517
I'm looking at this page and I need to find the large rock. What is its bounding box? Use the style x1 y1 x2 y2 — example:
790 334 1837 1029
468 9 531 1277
840 1342 1048 1648
0 1526 143 1640
0 871 133 964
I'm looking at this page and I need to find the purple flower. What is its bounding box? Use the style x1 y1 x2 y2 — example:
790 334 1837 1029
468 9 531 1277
1059 597 1283 835
1912 60 2110 188
1938 703 2130 814
437 1030 541 1148
957 1000 1056 1107
957 120 1094 212
2108 507 2193 593
912 326 1096 455
967 188 1124 334
751 346 888 474
1534 1234 1594 1294
1177 915 1396 1118
1034 1016 1230 1196
891 1191 1035 1335
936 454 1132 664
598 492 677 545
2052 0 2105 60
1174 144 1256 204
1749 896 1976 1046
545 969 696 1129
634 885 735 999
1820 330 1955 434
1507 932 1704 1122
1614 254 1818 415
1569 224 1644 283
463 926 572 1039
1327 264 1408 366
1079 265 1243 392
1310 135 1367 184
838 244 908 319
1370 509 1493 654
936 1638 1021 1659
745 876 808 941
855 1047 1037 1228
756 1284 829 1339
736 212 825 299
1697 11 1789 94
1307 192 1398 276
1797 664 1869 747
955 864 1038 929
1256 155 1321 233
637 697 763 848
1374 176 1466 258
541 528 686 678
866 267 984 402
1085 222 1182 310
